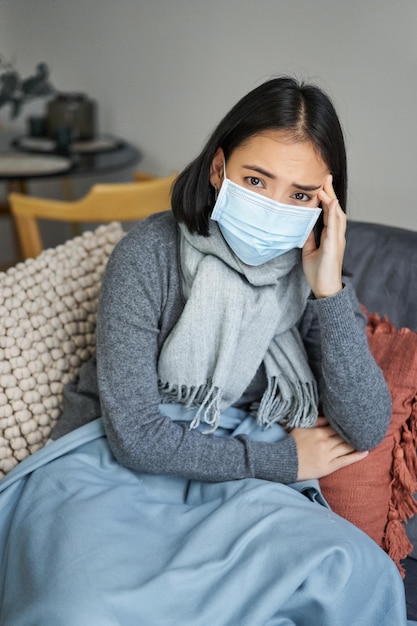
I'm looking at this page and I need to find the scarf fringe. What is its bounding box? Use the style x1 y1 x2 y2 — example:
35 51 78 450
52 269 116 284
160 376 319 434
257 377 319 429
159 381 222 434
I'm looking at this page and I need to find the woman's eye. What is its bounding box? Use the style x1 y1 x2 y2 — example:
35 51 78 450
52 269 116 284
246 177 264 188
293 192 310 202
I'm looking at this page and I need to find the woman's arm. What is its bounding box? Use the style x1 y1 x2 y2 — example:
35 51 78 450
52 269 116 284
96 214 299 484
300 176 391 451
299 283 392 451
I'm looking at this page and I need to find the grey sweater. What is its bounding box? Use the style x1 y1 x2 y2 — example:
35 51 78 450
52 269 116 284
53 211 392 484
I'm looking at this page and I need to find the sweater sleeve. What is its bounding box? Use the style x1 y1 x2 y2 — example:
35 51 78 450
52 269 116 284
299 282 392 450
96 215 299 484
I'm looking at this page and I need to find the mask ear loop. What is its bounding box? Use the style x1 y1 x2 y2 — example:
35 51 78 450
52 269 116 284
213 160 227 203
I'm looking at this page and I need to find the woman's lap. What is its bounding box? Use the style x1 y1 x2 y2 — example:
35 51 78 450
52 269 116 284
0 423 410 626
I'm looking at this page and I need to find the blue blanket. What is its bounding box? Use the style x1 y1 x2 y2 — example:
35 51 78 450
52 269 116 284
0 417 414 625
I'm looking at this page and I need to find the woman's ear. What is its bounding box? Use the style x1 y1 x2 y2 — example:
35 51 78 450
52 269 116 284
209 148 225 188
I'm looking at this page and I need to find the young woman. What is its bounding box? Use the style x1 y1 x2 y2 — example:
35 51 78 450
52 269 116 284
1 77 415 625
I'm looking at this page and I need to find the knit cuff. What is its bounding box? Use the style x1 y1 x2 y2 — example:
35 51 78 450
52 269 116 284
250 435 298 484
308 283 361 346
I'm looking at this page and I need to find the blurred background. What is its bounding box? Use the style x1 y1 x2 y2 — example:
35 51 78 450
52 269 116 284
1 0 416 264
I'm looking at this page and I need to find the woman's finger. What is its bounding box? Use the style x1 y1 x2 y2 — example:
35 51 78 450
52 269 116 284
331 449 369 472
323 174 337 200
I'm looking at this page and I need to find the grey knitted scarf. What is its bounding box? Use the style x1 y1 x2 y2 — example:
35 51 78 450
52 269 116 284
158 221 318 432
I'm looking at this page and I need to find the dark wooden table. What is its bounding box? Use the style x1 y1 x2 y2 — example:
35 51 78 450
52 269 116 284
0 131 142 265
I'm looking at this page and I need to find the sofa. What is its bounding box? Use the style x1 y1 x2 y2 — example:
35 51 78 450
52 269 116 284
344 220 417 621
0 217 416 620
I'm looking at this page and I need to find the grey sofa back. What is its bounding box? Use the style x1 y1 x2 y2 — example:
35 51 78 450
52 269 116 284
345 221 417 332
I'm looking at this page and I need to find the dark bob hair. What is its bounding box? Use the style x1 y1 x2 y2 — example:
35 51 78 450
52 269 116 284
171 76 347 237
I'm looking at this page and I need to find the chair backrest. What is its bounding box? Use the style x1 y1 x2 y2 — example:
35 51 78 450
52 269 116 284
9 172 177 259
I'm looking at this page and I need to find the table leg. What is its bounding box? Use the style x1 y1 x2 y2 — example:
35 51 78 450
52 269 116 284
61 176 81 238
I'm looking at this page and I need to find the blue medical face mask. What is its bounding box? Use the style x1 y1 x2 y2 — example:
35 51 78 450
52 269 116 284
210 171 322 266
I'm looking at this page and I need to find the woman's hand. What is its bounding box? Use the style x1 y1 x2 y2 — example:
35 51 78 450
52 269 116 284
290 418 369 481
302 175 346 299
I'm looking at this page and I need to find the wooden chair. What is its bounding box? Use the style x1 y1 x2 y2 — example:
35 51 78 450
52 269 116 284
8 171 177 260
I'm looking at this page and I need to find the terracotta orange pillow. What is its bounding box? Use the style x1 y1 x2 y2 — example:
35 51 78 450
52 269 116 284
319 312 417 576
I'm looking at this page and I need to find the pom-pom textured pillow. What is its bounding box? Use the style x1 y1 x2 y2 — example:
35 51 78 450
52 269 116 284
320 312 417 576
0 222 124 478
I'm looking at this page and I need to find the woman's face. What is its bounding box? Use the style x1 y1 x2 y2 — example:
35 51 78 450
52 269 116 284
210 131 330 208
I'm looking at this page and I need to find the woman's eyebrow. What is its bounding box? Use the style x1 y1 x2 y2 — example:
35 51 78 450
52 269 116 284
292 183 322 192
242 165 276 179
242 166 322 191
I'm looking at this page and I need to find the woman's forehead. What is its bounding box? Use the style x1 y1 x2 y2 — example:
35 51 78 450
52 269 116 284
230 133 330 182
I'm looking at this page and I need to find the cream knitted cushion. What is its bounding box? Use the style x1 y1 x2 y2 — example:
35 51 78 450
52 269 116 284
0 222 125 478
